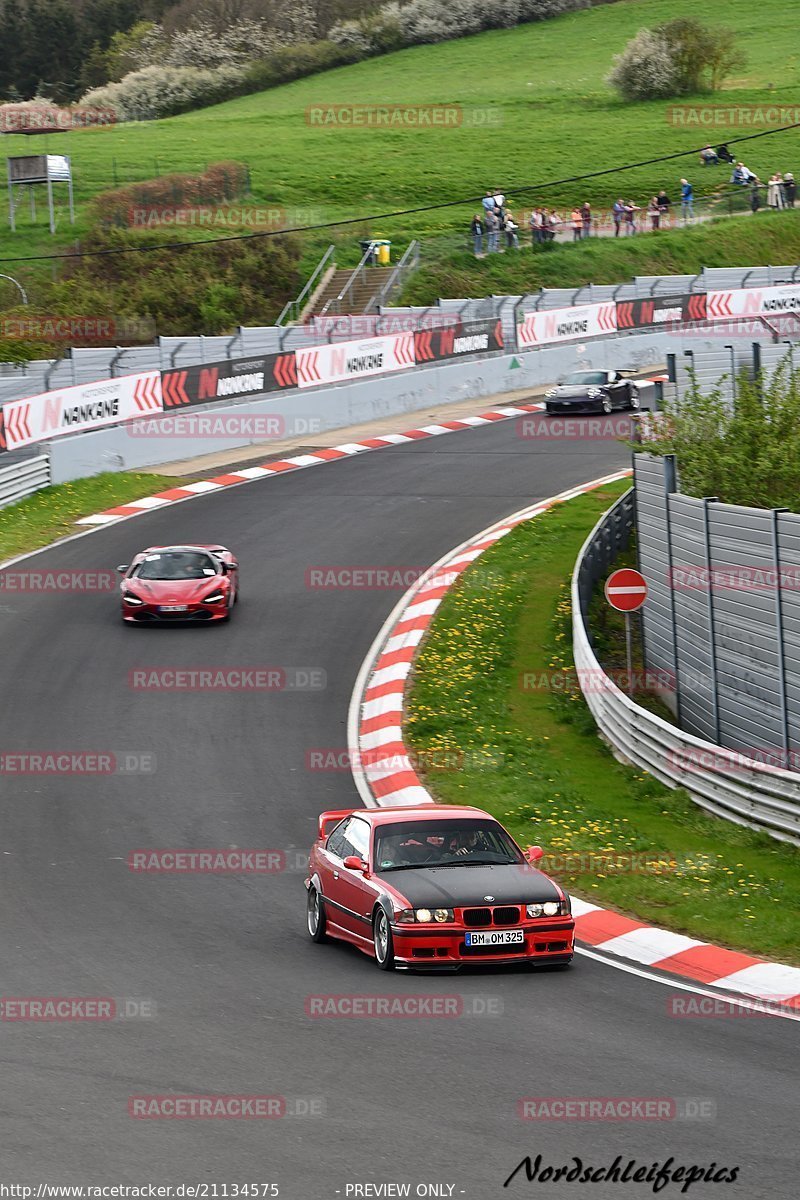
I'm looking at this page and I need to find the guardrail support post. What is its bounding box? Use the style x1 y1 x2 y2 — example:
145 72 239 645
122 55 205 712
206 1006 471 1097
772 509 791 764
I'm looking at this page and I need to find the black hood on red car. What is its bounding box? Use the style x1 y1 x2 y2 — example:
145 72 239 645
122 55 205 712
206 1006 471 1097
375 863 562 908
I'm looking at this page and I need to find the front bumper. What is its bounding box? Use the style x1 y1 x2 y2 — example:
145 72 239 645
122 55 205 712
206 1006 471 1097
390 917 575 969
545 397 607 414
122 602 229 623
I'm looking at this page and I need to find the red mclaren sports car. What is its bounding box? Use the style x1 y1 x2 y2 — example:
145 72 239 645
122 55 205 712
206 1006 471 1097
117 545 238 623
305 805 574 971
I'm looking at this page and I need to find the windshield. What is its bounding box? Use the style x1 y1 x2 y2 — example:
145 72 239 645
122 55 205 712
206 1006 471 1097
134 551 219 581
374 819 523 871
562 371 607 385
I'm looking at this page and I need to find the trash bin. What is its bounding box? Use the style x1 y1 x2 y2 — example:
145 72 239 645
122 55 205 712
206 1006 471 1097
374 239 391 265
359 238 377 265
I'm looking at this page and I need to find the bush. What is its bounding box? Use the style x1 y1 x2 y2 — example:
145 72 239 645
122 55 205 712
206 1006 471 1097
241 40 364 92
80 64 247 121
608 19 746 101
636 355 800 509
91 163 249 226
606 29 678 101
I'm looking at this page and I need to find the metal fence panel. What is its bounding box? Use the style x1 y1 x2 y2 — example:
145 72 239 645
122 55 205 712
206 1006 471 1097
0 454 50 509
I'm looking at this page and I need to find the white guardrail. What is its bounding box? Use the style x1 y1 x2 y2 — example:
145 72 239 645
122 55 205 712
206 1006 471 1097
572 491 800 846
0 454 50 510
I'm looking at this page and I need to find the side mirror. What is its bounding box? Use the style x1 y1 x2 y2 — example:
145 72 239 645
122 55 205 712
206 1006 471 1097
226 561 237 570
343 855 368 873
116 564 129 574
525 845 544 863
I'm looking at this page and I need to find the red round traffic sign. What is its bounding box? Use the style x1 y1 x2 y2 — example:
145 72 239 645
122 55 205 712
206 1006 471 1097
604 568 648 612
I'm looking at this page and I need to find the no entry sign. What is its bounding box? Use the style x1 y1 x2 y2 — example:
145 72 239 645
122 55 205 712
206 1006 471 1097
605 568 648 612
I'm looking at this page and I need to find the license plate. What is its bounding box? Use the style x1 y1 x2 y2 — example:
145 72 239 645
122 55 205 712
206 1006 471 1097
465 929 525 947
159 605 188 612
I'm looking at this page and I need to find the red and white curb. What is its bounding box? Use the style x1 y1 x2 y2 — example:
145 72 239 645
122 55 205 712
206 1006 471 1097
347 473 800 1014
75 403 545 526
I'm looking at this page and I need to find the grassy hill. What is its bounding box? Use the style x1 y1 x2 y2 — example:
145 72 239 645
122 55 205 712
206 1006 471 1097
1 0 798 318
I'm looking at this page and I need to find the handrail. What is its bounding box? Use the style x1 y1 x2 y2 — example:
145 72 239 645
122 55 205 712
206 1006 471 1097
276 245 336 326
319 241 378 318
364 241 420 315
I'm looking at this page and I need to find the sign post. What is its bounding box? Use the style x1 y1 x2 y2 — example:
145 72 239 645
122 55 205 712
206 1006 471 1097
604 568 648 696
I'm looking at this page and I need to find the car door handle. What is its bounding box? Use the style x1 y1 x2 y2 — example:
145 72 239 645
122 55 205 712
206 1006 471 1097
333 871 339 879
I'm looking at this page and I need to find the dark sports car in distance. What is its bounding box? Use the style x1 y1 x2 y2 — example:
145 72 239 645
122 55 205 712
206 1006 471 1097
544 370 640 414
306 804 574 971
117 544 238 623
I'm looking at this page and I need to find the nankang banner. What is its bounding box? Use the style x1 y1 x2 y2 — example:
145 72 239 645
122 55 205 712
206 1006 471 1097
517 302 617 347
295 333 416 388
1 372 162 451
161 352 296 408
414 318 504 363
616 293 707 329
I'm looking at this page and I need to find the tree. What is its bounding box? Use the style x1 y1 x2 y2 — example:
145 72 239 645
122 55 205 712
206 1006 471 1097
607 19 746 101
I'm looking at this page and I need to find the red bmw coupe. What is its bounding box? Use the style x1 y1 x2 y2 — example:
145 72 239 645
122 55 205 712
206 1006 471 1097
305 805 574 971
117 545 238 623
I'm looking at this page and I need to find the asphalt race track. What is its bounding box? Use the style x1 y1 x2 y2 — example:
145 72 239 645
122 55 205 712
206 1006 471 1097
1 415 795 1198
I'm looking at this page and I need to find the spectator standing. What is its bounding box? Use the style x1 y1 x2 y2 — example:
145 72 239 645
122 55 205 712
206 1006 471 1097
624 200 639 235
529 208 543 247
504 211 520 250
485 207 499 253
482 191 496 215
493 188 506 223
648 197 660 230
580 201 592 238
680 178 694 221
612 198 625 237
785 173 797 208
750 181 761 213
470 213 484 255
570 207 582 242
768 174 785 209
657 190 671 227
548 210 562 241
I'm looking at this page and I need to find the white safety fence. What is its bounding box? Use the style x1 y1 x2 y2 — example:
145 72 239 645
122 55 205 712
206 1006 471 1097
572 492 800 846
0 454 50 510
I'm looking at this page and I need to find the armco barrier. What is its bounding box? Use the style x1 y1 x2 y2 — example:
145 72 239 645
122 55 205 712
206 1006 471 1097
3 276 800 456
0 454 50 509
573 491 800 846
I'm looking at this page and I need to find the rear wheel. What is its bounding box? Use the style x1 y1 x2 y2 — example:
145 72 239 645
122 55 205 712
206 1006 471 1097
373 908 395 971
307 886 328 943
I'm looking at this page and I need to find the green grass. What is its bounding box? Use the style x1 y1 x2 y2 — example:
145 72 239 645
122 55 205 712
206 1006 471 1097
2 0 799 304
405 482 800 964
0 471 185 561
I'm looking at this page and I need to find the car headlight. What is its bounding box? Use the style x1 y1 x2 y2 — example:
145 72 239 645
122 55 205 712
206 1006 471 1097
527 900 570 917
587 388 603 398
545 388 557 397
415 908 433 923
202 590 225 604
122 593 144 606
433 908 453 923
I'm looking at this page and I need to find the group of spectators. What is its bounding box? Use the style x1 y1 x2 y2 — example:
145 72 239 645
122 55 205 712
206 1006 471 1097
471 189 522 253
699 143 796 211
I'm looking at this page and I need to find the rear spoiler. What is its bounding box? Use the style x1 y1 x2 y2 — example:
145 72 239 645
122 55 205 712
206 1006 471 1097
317 809 355 839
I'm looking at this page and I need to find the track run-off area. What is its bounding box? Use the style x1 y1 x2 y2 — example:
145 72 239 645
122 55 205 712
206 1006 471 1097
0 408 795 1197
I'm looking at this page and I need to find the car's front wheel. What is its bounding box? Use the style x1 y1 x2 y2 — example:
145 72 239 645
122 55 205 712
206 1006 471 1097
373 908 395 971
601 396 613 414
307 886 328 943
629 386 640 410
